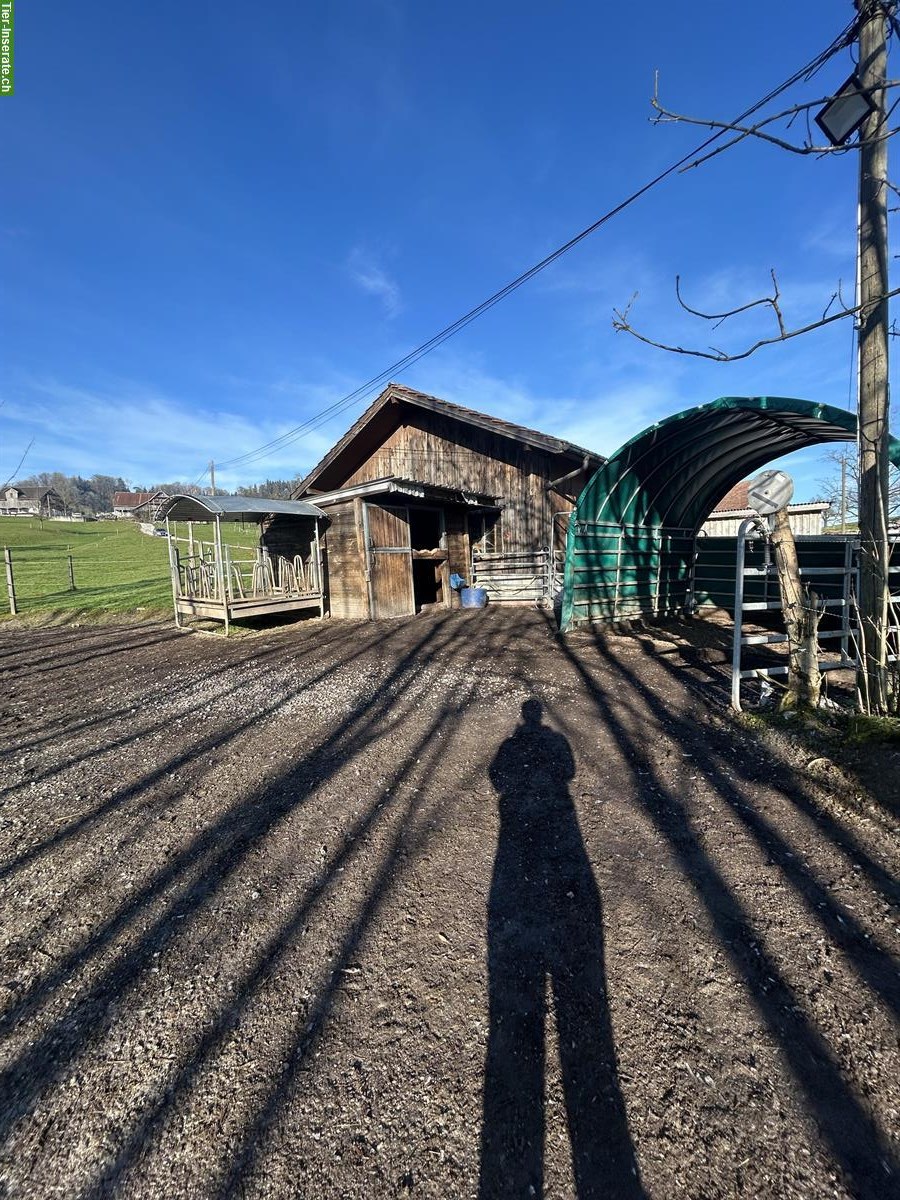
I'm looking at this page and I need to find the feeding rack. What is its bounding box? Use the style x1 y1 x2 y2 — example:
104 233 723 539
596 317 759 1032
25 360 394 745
159 494 327 633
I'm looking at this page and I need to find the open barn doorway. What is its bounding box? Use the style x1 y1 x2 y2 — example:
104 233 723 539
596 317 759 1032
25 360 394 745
409 506 447 613
364 502 450 618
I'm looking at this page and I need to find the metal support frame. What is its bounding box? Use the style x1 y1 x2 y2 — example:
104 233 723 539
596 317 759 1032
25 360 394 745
568 520 696 624
165 511 327 632
314 521 325 618
731 522 860 711
165 517 182 628
214 515 229 635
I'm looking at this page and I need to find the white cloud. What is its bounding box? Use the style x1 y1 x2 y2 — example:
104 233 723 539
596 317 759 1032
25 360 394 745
1 379 339 490
407 356 680 458
346 247 402 318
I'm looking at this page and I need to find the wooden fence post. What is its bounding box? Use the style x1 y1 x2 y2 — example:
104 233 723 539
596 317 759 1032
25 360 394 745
4 547 17 616
67 554 76 591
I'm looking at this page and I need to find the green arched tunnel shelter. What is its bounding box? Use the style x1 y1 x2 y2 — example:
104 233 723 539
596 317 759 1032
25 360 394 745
560 396 900 630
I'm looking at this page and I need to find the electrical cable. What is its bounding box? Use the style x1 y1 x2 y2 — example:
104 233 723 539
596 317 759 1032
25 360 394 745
206 16 860 478
1 439 35 491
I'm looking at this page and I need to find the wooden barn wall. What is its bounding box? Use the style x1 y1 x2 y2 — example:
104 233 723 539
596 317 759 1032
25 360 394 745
321 499 369 619
261 515 315 560
341 410 578 551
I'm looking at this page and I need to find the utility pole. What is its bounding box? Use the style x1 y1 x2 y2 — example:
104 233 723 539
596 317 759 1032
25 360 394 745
209 459 216 497
840 453 848 531
856 0 892 713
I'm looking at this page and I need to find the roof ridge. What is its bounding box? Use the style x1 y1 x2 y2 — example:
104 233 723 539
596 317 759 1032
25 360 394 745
295 382 602 495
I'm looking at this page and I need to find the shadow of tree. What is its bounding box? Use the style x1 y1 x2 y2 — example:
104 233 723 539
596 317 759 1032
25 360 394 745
1 609 897 1198
550 613 899 1198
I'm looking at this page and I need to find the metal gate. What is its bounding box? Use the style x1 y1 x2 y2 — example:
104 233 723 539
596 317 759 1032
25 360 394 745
566 521 696 623
471 549 552 604
725 524 900 710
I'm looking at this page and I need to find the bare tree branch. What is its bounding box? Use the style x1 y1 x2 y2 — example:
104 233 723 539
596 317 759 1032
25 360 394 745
612 284 900 363
674 269 785 330
650 76 900 171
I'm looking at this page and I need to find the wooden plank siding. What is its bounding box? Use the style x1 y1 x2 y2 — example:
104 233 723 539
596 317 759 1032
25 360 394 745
366 504 415 618
320 500 369 619
340 409 578 552
445 509 469 587
261 515 316 561
302 388 601 619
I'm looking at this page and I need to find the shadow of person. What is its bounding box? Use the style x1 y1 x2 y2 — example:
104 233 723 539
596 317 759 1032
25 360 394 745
479 699 643 1199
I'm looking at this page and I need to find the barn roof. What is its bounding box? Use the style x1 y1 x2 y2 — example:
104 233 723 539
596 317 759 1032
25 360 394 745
113 491 166 508
712 480 830 514
295 383 603 495
306 475 499 508
713 480 753 512
13 485 61 501
159 494 325 522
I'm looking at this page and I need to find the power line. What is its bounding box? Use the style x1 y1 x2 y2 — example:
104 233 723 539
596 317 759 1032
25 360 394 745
0 439 35 489
207 16 859 479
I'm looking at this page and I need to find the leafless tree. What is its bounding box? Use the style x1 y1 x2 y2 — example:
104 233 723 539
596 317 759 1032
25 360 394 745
816 445 900 527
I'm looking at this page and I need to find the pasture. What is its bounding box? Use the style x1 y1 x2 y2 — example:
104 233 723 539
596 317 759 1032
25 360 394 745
0 517 263 621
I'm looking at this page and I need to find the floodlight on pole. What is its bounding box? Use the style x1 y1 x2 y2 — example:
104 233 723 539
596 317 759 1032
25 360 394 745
815 73 877 146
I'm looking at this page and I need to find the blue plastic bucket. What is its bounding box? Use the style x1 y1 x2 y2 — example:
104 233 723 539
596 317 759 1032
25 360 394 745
460 586 488 609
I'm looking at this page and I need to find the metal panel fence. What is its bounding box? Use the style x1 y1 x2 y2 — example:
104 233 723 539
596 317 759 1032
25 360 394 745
471 550 552 604
723 530 900 709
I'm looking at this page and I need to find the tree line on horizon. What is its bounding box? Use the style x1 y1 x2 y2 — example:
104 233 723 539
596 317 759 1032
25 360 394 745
14 472 302 513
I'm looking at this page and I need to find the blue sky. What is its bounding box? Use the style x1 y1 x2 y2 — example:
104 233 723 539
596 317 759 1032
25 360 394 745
1 1 883 500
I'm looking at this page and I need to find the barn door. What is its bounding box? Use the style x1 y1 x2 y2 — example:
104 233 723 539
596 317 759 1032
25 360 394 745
365 503 414 618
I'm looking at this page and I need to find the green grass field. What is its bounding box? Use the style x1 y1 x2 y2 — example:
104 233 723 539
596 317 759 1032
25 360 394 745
0 517 265 621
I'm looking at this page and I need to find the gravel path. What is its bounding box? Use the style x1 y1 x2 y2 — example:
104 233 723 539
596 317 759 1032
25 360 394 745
0 609 897 1199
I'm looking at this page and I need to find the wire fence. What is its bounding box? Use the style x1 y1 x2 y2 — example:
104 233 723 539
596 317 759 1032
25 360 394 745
2 548 170 615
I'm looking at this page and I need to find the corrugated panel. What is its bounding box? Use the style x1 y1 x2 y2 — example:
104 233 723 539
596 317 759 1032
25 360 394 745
160 495 326 521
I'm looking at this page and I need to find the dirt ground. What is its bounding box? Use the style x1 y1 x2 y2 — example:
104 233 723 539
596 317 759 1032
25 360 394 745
0 608 898 1200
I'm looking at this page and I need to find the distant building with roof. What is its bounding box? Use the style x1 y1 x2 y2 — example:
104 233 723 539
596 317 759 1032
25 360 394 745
0 485 66 518
700 480 831 537
112 490 169 519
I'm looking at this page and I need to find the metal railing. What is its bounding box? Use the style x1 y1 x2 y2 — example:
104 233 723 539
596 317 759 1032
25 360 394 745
471 549 553 604
729 523 900 709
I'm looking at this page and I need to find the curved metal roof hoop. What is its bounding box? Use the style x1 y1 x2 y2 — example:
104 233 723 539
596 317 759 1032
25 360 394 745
561 396 900 629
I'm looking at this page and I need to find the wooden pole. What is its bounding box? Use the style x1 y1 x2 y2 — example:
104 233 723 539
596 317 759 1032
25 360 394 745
67 554 75 591
4 548 17 616
771 508 821 710
856 0 892 712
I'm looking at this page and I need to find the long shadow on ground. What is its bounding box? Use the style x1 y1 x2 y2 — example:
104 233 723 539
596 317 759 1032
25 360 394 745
551 614 899 1199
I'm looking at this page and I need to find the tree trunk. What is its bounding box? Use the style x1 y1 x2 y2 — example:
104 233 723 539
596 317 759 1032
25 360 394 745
770 508 821 710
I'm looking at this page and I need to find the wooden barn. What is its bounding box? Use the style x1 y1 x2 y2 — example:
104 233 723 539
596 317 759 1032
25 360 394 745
293 383 603 619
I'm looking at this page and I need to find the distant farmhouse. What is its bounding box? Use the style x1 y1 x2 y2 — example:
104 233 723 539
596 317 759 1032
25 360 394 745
701 481 831 537
0 485 66 518
112 490 169 520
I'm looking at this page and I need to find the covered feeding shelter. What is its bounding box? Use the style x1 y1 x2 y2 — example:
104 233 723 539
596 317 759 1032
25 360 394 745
159 494 326 632
560 395 900 629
